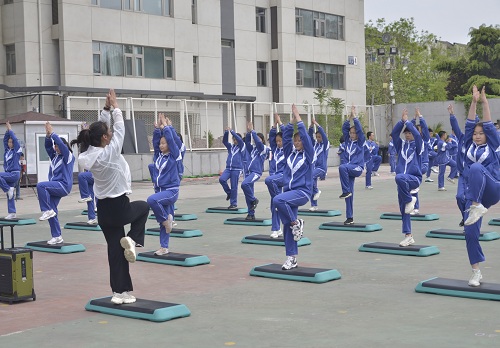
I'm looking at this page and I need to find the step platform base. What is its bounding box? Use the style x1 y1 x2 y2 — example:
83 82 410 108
224 217 272 226
0 218 36 225
319 222 382 232
64 222 101 231
85 297 191 322
145 227 203 238
205 207 248 214
488 218 500 226
426 229 500 241
298 209 341 217
380 212 439 221
241 234 311 247
25 241 86 253
359 242 440 256
81 210 97 216
136 251 210 266
149 213 198 221
250 263 341 283
415 277 500 301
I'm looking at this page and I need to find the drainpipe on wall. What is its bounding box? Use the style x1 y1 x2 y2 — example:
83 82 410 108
37 0 44 113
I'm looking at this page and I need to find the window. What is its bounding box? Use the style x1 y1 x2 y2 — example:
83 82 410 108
295 14 303 34
4 0 14 4
6 45 16 75
124 45 144 77
295 8 344 40
257 62 267 86
192 0 197 24
164 48 174 79
91 0 98 5
92 42 101 74
94 0 172 16
256 7 266 33
314 19 325 37
296 61 344 89
193 56 199 83
100 0 121 10
221 39 234 48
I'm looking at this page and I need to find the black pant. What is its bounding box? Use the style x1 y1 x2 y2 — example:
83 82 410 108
97 194 149 293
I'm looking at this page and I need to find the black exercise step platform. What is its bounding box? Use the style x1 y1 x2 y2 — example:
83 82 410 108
426 229 500 241
358 242 440 256
0 218 36 225
224 217 272 226
149 213 198 221
241 234 311 247
25 241 86 254
145 227 203 238
136 251 210 266
297 209 341 217
488 218 500 226
205 207 248 214
319 221 382 232
380 212 439 221
64 221 101 231
250 263 341 283
85 297 191 322
415 277 500 301
81 210 97 216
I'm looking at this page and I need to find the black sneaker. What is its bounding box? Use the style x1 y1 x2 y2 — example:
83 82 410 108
344 218 354 225
226 193 230 201
339 192 352 199
250 198 259 210
245 214 255 221
459 219 464 227
228 205 237 209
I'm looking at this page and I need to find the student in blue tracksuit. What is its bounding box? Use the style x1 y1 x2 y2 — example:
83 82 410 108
220 128 245 209
449 132 459 173
77 171 97 224
391 109 424 247
388 135 397 174
241 122 267 220
424 128 438 182
462 86 500 287
337 135 347 165
364 131 382 189
448 104 467 226
273 104 314 270
0 122 22 219
338 106 365 225
308 118 329 210
435 130 457 191
266 114 285 238
147 114 182 256
37 122 75 245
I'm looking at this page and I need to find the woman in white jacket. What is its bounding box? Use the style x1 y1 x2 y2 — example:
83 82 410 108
73 89 149 305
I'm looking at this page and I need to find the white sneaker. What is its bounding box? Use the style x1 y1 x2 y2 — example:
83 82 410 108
120 236 136 263
87 218 98 224
431 166 439 173
4 213 16 220
391 172 396 176
425 178 434 182
404 196 417 214
373 171 380 177
308 206 318 211
410 187 420 194
313 190 322 201
464 204 488 226
281 256 297 270
410 209 419 216
438 187 446 191
162 214 173 233
39 209 56 221
399 235 415 247
78 196 93 203
47 236 64 245
111 291 136 304
7 187 15 200
154 247 169 256
468 269 482 287
291 219 304 241
269 230 283 239
365 186 374 190
446 177 456 184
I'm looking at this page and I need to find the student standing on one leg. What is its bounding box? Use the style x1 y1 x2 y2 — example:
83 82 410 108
409 108 430 215
364 131 381 189
37 122 75 244
391 109 424 247
424 128 438 183
388 136 397 175
436 130 457 191
241 122 266 220
0 122 22 219
76 89 149 305
219 128 245 209
273 104 314 270
337 135 347 165
462 86 500 287
338 106 365 225
308 118 330 210
15 153 25 201
266 114 285 238
77 171 97 224
147 113 181 256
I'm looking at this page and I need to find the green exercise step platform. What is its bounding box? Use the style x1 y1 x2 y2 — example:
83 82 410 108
224 217 272 226
319 222 382 232
205 207 248 214
149 213 198 221
85 297 191 322
250 263 341 283
81 210 97 216
298 209 341 217
358 242 440 256
25 241 86 254
426 229 500 241
0 218 36 225
488 218 500 226
64 221 101 231
241 234 311 247
136 251 210 266
380 212 439 221
415 277 500 301
145 227 203 238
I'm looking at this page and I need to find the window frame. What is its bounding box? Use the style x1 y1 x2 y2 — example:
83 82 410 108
164 48 174 79
257 61 267 87
296 69 304 86
6 44 16 75
256 7 266 33
193 55 199 83
192 0 197 24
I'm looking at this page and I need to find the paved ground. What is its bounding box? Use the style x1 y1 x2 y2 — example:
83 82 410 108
0 165 499 348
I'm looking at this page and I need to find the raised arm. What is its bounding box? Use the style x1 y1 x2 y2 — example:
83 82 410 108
448 104 464 139
222 129 230 150
162 125 181 160
468 85 480 121
230 130 245 152
292 104 314 163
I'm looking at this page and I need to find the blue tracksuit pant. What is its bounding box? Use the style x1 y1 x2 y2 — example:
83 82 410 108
395 174 421 234
37 181 69 238
0 171 20 213
219 169 241 206
265 173 284 231
147 188 179 248
241 172 261 216
78 172 96 220
339 164 363 219
311 168 325 207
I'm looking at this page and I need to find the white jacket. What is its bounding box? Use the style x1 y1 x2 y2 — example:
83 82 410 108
78 108 132 199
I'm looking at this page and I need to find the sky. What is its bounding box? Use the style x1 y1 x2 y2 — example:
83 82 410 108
364 0 500 44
